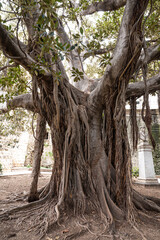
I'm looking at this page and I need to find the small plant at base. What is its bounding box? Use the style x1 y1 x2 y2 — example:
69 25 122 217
132 167 139 178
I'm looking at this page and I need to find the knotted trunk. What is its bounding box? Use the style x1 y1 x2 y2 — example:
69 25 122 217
32 72 132 223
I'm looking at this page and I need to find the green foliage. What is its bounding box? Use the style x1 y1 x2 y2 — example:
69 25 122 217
85 7 124 44
0 66 29 103
45 151 53 158
99 53 112 68
85 61 101 78
0 110 31 136
0 0 159 103
144 0 160 40
71 67 84 82
27 164 31 168
132 167 139 178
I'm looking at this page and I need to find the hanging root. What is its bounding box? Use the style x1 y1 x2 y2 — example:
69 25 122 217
130 97 139 150
53 85 91 221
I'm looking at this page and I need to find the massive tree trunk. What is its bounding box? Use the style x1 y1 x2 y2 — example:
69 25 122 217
33 0 159 226
0 0 160 239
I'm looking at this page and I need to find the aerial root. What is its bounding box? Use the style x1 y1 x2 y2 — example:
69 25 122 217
39 182 50 199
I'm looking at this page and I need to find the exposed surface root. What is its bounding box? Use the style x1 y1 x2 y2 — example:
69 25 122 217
138 210 160 225
63 229 87 240
0 194 50 220
145 195 160 206
130 222 148 240
0 195 160 240
133 189 160 212
0 197 59 239
28 192 39 202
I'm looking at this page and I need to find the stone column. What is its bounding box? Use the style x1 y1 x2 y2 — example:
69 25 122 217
138 129 158 185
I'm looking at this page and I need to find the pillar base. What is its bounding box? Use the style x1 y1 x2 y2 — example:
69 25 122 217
134 177 159 185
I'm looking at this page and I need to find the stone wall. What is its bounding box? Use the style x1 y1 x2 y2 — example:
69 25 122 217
0 132 29 171
0 131 53 172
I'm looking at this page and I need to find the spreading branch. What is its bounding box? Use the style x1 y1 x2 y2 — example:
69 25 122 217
0 93 34 114
0 23 51 80
1 73 159 114
56 18 92 91
82 48 113 60
82 0 126 15
89 0 148 107
135 43 160 72
126 72 160 99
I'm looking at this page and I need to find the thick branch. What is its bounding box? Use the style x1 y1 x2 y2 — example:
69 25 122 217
0 24 28 66
108 1 148 81
56 19 84 70
126 72 160 99
89 0 149 108
0 93 35 114
135 44 160 71
83 48 113 60
83 0 126 15
0 23 51 80
21 3 40 40
146 44 160 62
56 18 92 91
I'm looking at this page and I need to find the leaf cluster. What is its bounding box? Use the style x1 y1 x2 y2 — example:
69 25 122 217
71 67 84 82
0 66 29 103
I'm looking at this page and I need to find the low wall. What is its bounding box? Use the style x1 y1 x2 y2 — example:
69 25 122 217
0 131 53 171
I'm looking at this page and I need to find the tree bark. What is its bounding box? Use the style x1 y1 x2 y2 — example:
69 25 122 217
28 114 46 202
1 1 160 239
83 0 126 15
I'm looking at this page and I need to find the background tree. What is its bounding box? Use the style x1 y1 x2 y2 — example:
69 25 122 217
0 0 160 239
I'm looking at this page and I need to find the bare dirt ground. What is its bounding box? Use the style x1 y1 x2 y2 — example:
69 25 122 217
0 174 160 240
